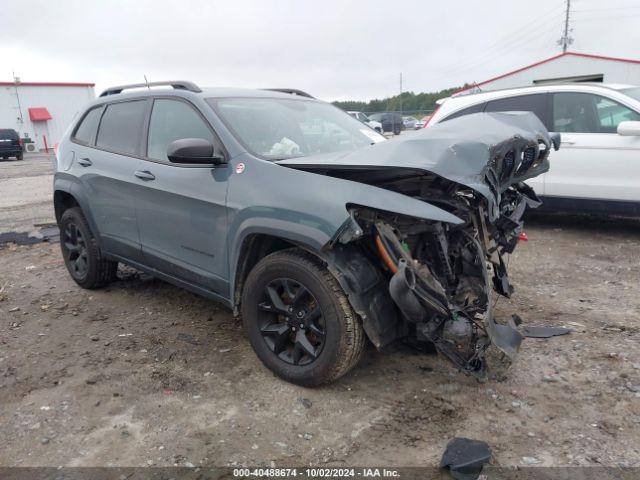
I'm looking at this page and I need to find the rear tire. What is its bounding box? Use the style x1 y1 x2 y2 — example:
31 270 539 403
59 207 118 289
16 152 23 160
241 249 365 387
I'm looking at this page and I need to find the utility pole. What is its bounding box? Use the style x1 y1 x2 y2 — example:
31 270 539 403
558 0 573 52
12 72 24 138
399 73 403 114
13 72 24 124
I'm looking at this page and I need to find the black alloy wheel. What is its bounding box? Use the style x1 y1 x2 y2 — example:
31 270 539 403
62 222 89 279
258 278 326 366
241 249 366 386
59 207 118 289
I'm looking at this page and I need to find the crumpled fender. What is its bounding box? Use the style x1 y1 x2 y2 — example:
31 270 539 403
226 153 463 301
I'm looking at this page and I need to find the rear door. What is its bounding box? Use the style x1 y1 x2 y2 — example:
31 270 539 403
134 97 230 294
545 91 640 204
71 99 148 260
483 93 549 195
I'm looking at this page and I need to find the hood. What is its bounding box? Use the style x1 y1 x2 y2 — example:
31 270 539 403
277 112 559 219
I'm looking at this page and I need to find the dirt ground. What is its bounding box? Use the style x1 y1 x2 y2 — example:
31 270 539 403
1 214 639 469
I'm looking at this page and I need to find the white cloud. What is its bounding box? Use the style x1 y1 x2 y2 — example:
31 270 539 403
2 0 637 101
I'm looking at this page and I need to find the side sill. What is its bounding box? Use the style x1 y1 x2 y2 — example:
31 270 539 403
104 252 234 310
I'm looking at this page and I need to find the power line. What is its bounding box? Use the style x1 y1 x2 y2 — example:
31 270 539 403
430 5 564 77
430 19 563 81
573 5 640 12
573 12 640 21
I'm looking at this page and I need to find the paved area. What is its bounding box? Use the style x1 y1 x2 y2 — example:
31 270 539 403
0 154 55 235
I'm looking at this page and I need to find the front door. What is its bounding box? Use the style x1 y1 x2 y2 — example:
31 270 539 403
134 97 230 295
545 91 640 204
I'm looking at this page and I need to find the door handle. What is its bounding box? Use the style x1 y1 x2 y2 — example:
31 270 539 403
77 158 92 167
134 170 156 181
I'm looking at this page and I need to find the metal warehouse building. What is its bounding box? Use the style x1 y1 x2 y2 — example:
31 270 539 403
0 81 95 152
461 52 640 93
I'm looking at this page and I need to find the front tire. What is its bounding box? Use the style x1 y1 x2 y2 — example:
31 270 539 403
59 207 118 289
241 249 365 387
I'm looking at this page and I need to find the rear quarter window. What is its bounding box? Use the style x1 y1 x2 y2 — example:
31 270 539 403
73 107 103 145
96 100 148 155
441 102 486 122
484 93 547 124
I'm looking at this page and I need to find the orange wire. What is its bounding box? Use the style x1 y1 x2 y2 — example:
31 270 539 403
375 234 398 274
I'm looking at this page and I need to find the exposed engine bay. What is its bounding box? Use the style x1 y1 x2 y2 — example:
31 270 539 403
278 112 560 379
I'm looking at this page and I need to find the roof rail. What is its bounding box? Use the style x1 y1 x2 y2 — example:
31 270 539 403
263 88 315 99
99 80 202 97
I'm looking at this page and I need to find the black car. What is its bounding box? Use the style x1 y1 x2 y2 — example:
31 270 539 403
368 112 404 135
0 129 24 160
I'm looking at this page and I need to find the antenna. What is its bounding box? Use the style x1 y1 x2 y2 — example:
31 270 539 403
557 0 574 52
144 75 150 90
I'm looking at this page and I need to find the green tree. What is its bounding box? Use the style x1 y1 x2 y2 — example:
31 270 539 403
332 85 467 117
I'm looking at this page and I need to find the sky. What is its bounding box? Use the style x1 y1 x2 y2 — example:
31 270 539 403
2 0 640 102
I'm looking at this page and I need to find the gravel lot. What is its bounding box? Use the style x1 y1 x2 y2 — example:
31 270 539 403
0 154 55 236
1 154 639 469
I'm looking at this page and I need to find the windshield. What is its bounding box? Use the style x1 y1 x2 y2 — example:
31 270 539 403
621 87 640 102
208 97 385 159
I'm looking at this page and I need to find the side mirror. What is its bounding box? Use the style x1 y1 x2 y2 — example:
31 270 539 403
167 138 226 165
617 121 640 137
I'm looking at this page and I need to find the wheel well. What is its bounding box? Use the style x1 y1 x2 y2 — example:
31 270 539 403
233 234 300 310
53 190 80 223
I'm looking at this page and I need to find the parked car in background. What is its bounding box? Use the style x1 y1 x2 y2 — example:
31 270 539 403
368 112 403 135
347 111 383 133
402 116 418 130
415 115 431 129
0 128 24 160
427 83 640 216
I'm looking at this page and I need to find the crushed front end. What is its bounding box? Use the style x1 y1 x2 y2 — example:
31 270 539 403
329 113 560 379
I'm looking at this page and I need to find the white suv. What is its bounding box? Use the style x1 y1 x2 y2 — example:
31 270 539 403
427 84 640 216
347 111 383 133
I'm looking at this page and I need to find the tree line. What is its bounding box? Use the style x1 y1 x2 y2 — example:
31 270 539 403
332 85 466 116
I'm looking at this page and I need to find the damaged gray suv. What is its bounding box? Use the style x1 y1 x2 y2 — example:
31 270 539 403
54 81 559 386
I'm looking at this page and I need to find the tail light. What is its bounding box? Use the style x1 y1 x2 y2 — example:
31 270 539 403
422 105 441 128
18 137 23 146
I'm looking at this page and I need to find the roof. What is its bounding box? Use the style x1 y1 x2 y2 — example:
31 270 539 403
454 51 640 95
0 81 95 87
28 107 52 121
450 82 636 103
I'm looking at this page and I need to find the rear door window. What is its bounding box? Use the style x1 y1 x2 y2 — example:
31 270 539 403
73 107 103 145
484 94 547 124
96 100 148 155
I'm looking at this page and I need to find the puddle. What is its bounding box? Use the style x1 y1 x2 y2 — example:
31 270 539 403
0 223 59 249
